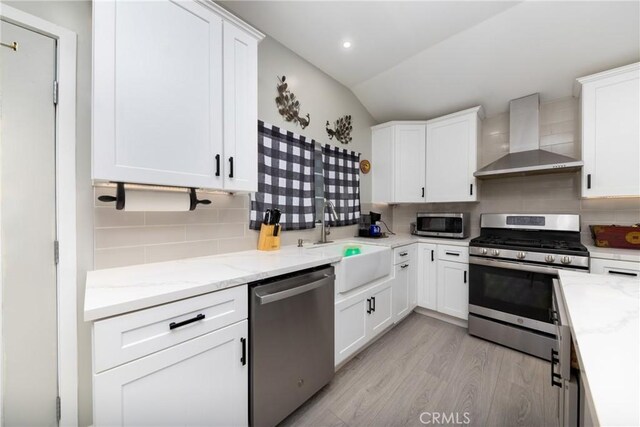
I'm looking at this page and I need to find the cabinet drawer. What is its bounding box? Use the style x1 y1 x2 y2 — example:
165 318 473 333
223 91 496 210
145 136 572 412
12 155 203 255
394 244 416 264
437 245 469 263
93 285 247 373
590 258 640 277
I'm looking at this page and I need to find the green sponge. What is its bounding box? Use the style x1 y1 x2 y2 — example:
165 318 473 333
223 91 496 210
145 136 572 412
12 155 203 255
343 246 362 257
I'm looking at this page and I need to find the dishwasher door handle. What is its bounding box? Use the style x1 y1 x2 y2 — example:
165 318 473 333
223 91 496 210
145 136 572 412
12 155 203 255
257 274 335 304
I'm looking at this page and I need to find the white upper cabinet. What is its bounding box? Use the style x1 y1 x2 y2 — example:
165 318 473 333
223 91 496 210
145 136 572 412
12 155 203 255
577 63 640 198
223 21 258 192
93 0 263 191
425 107 482 202
371 123 426 203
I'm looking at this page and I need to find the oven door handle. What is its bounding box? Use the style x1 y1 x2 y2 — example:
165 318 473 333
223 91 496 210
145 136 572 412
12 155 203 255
469 256 561 275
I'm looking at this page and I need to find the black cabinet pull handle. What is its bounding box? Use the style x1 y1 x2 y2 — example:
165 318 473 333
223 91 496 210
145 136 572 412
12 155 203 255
366 298 372 314
228 157 234 178
169 313 205 330
463 271 467 283
550 348 562 387
421 187 425 198
399 252 408 257
401 264 409 269
446 252 460 257
608 270 637 277
431 250 434 262
587 174 591 189
215 154 220 177
240 337 247 366
371 296 376 312
470 184 473 196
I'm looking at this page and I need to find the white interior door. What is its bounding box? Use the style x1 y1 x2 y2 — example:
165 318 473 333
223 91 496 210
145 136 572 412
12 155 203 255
1 20 58 425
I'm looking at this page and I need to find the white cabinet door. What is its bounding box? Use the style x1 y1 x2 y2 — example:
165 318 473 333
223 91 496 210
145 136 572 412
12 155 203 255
580 64 640 198
436 260 469 320
418 244 438 310
335 292 369 366
93 0 224 188
94 320 248 427
394 125 426 203
223 21 258 192
393 263 410 322
371 126 395 203
408 259 418 310
367 280 394 337
425 108 481 202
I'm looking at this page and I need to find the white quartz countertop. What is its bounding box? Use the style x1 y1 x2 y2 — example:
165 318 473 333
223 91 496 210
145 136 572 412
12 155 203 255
84 234 469 321
84 245 342 321
558 270 640 426
585 244 640 262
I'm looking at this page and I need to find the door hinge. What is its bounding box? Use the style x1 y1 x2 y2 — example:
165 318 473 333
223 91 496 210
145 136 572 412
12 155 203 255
53 80 59 105
54 240 60 265
56 396 61 421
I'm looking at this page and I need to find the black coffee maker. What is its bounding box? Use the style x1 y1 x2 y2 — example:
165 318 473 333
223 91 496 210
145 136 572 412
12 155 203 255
358 211 383 237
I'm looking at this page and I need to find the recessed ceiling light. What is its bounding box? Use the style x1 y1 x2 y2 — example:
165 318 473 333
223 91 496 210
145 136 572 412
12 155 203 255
342 41 352 49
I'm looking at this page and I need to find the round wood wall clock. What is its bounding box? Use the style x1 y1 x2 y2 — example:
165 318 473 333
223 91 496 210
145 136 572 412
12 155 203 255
360 159 371 174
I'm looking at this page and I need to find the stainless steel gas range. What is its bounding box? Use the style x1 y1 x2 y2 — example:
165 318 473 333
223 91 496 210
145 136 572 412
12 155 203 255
467 214 589 360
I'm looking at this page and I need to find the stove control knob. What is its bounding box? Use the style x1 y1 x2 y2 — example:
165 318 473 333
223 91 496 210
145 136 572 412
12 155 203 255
491 249 500 256
516 251 526 260
560 256 572 265
545 255 555 263
481 248 488 255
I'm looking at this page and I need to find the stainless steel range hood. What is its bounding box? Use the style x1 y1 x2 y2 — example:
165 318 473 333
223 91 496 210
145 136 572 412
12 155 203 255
474 93 583 179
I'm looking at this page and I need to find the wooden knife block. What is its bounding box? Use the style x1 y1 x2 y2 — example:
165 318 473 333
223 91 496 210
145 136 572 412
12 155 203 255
258 224 280 251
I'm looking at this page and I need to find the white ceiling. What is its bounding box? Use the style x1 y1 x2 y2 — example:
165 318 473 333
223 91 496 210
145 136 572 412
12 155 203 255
220 1 640 122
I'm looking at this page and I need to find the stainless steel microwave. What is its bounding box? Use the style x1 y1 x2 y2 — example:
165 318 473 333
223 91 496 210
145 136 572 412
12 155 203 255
411 213 470 239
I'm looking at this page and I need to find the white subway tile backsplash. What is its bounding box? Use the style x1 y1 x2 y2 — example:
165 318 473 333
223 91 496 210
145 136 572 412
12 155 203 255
95 225 186 249
185 223 246 240
94 247 146 269
95 207 145 228
144 240 219 263
144 209 218 226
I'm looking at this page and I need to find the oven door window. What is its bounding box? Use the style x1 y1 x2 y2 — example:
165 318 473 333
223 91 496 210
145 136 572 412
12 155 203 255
469 264 553 323
417 217 461 233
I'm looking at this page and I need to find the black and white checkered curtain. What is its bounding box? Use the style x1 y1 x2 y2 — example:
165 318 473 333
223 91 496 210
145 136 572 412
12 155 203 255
250 121 316 231
322 144 360 226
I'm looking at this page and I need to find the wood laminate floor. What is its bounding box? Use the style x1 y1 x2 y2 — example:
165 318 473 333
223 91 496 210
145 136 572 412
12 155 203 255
280 312 558 427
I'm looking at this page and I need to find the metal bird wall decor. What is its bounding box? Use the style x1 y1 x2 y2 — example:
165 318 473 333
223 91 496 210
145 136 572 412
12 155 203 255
326 115 353 144
275 76 310 129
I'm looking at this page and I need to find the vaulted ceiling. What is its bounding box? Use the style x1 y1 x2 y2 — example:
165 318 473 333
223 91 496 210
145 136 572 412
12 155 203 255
220 1 640 122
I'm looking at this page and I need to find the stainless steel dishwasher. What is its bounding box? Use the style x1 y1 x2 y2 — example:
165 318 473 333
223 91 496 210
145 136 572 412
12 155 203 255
249 265 335 427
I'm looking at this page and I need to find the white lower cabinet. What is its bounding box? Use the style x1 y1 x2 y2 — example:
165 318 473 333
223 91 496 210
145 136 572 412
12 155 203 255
417 244 437 310
436 260 469 320
417 243 469 321
92 286 249 427
335 279 394 366
590 257 640 277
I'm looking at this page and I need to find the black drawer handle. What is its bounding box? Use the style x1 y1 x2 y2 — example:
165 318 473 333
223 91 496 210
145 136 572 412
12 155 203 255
550 348 562 387
587 173 592 189
470 184 473 196
366 298 372 314
431 250 434 262
169 313 205 330
399 252 408 257
228 156 234 178
240 337 247 366
401 264 409 269
608 270 637 277
421 187 424 198
371 296 376 312
215 154 220 177
445 252 460 257
463 271 467 283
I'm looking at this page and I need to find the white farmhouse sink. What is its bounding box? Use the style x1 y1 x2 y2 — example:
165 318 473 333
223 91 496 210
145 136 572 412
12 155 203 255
307 241 391 293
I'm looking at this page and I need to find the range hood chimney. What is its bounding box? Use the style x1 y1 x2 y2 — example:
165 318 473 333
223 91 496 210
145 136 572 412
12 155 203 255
474 93 583 179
